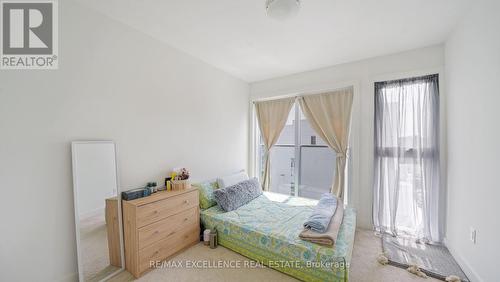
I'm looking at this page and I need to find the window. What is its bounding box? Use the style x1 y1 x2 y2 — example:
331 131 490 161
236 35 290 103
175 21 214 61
373 74 442 242
257 101 337 200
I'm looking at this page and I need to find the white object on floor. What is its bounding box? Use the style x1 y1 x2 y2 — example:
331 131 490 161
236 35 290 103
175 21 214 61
407 265 428 278
446 275 461 282
377 254 389 265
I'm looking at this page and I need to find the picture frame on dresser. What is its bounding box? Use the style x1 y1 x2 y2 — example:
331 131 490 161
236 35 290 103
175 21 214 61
71 141 125 282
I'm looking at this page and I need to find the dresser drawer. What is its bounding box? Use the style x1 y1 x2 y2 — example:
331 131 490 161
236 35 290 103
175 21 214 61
136 190 198 228
138 224 199 273
138 207 198 249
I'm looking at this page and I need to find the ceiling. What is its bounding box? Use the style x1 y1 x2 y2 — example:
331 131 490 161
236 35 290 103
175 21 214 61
77 0 471 82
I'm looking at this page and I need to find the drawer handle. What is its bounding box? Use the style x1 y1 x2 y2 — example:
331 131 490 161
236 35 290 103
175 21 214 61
184 200 189 204
168 231 176 236
154 230 159 234
183 217 188 222
153 210 159 214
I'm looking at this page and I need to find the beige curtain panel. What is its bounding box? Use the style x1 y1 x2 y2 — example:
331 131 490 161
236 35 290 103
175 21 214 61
299 87 354 198
254 97 295 190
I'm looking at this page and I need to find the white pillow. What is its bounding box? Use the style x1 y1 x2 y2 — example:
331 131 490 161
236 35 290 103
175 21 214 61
217 170 249 188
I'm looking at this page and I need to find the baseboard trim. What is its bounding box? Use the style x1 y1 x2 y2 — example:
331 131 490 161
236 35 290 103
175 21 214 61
443 238 483 282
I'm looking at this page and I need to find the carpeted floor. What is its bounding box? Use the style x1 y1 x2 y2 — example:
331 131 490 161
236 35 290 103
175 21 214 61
80 213 119 282
108 229 440 282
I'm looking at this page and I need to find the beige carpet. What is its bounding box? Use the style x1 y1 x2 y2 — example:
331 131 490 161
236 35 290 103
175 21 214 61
80 213 119 282
108 229 440 282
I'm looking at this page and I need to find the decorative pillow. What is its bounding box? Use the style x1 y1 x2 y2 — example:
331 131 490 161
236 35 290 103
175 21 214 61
213 178 262 212
217 170 249 188
192 180 219 210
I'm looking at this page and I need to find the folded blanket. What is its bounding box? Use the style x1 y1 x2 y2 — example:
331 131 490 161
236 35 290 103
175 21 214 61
303 193 338 233
299 200 344 246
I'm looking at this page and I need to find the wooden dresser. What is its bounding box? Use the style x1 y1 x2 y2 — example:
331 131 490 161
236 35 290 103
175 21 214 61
122 187 200 277
105 197 122 267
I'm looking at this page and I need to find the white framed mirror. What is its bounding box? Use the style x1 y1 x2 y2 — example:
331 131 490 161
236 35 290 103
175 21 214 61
71 141 124 281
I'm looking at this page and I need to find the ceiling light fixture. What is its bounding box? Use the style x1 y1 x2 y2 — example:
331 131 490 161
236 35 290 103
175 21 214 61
266 0 301 20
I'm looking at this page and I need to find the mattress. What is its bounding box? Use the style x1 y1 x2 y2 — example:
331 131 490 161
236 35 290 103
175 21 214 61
200 192 356 282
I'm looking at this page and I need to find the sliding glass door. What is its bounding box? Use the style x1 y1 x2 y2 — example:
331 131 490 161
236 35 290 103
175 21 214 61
258 101 337 200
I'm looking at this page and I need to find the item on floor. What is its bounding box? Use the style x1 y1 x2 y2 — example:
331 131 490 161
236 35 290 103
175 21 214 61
377 253 389 265
303 193 338 233
203 229 211 246
71 141 123 281
381 234 469 281
121 187 146 201
213 177 262 212
209 229 218 249
407 264 428 278
299 199 344 246
445 275 462 282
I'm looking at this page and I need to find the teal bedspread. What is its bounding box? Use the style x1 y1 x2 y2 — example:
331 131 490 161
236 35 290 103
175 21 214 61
201 192 356 282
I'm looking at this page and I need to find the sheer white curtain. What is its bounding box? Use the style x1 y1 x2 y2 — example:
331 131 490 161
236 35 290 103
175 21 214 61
373 74 443 243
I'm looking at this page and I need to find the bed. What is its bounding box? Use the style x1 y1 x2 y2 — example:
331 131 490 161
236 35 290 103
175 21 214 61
200 191 356 282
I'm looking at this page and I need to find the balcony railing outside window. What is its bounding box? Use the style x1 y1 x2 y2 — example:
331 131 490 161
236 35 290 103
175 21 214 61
258 102 337 200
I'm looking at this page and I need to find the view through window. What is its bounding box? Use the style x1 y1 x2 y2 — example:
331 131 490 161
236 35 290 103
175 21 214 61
258 102 337 199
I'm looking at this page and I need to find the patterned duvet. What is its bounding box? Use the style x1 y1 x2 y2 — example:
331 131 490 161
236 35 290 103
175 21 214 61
200 192 356 282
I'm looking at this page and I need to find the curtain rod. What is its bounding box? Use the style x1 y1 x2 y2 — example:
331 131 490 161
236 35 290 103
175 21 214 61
252 85 354 104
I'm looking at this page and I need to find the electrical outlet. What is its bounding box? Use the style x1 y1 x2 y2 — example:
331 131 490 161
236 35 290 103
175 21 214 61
470 227 477 244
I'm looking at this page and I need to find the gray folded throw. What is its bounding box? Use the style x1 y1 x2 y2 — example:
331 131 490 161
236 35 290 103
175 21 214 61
303 193 338 233
299 200 344 246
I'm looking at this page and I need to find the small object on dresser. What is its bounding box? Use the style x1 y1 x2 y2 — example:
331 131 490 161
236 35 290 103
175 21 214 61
203 229 211 246
169 168 191 191
209 229 218 249
165 177 172 191
142 187 151 197
122 188 145 201
171 179 191 191
146 182 158 193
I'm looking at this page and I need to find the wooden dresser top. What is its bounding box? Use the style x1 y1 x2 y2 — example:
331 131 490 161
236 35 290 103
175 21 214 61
123 187 198 207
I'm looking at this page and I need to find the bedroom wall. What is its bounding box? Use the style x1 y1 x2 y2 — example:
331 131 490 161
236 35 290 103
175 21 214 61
0 1 248 281
250 45 445 229
444 1 500 281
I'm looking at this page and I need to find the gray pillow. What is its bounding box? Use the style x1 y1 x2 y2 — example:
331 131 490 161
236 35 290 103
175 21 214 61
213 178 262 212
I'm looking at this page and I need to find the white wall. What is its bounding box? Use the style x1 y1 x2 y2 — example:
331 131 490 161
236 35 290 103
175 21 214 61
0 1 248 281
250 45 445 229
445 1 500 281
